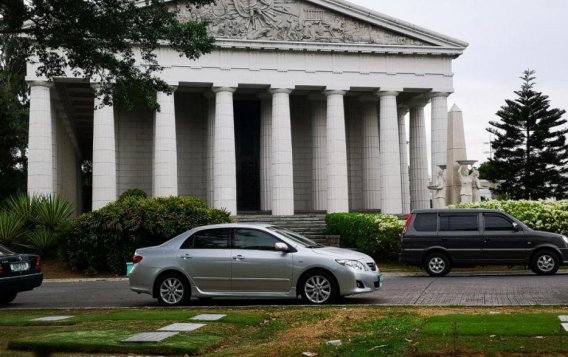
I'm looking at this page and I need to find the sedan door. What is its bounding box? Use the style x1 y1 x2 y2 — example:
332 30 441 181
230 228 294 293
481 213 528 263
178 228 232 293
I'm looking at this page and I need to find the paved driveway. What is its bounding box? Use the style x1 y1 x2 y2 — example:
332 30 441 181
5 271 568 309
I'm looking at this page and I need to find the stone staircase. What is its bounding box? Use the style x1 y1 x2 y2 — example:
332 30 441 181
234 214 329 245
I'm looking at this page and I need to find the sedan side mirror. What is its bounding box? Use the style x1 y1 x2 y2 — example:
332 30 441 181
512 222 520 232
274 242 289 252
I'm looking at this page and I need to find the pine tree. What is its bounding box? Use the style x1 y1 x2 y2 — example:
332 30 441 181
487 70 568 200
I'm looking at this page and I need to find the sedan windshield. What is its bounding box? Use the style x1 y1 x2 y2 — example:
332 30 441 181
0 244 14 256
269 227 324 248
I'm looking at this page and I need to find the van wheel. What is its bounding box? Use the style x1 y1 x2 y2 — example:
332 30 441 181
156 273 191 306
530 251 559 275
424 253 451 277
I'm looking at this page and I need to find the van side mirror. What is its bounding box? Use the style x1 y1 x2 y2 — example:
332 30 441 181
275 242 289 252
512 222 520 232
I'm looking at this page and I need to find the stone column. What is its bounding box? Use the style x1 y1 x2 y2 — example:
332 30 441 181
270 88 295 216
92 86 117 210
431 92 450 184
212 87 237 215
359 96 381 210
205 93 215 207
27 81 54 197
409 102 430 210
378 91 403 214
153 90 178 197
398 106 411 214
309 95 327 211
325 90 349 213
259 94 272 212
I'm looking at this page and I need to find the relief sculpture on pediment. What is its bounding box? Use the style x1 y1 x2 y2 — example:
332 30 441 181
177 0 429 46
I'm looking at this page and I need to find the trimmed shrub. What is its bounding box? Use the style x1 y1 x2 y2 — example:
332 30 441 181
118 188 148 201
453 200 568 235
60 196 231 274
326 213 404 262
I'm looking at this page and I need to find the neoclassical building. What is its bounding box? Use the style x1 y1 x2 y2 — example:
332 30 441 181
25 0 467 216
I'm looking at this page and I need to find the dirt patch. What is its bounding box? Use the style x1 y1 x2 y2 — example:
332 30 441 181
41 258 120 279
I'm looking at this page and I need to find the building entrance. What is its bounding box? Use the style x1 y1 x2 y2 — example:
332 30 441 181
234 100 261 212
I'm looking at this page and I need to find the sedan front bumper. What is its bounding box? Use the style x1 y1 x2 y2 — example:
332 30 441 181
334 267 383 297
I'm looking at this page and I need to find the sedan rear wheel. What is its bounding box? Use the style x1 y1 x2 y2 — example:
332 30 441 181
0 292 17 305
530 251 559 275
301 271 337 305
156 274 190 306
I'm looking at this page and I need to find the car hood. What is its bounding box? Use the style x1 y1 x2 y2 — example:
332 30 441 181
310 247 372 261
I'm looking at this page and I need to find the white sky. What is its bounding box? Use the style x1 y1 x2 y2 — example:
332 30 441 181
348 0 568 164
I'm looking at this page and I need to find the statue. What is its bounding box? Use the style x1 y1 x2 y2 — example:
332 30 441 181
458 165 473 203
428 166 446 208
472 168 482 203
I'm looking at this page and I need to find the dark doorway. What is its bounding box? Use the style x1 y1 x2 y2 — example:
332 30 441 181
234 100 261 212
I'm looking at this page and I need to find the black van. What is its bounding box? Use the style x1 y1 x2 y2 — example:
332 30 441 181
400 209 568 276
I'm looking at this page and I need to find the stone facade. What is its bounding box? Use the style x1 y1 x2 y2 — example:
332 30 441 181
25 0 467 216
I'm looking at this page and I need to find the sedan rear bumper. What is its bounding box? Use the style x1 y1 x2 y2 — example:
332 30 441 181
0 272 43 293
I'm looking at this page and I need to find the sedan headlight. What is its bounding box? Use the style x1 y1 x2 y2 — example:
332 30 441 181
336 259 367 271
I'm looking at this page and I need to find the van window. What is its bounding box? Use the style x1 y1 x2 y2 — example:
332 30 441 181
439 214 478 232
484 214 514 231
413 213 437 232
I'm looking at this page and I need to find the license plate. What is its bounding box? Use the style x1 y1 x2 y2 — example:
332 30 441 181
11 262 29 272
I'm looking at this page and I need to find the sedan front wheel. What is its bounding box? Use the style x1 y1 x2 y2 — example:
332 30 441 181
300 271 337 305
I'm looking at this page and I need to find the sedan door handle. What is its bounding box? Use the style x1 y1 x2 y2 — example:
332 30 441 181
180 254 192 260
233 255 245 261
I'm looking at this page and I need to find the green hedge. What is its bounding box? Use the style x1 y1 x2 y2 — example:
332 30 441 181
326 213 404 262
60 196 231 274
453 200 568 235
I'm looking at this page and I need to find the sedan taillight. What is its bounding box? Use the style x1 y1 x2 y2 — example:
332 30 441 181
0 264 4 276
132 255 143 264
35 256 42 272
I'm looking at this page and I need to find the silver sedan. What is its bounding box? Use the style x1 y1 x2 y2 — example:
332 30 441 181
129 223 383 305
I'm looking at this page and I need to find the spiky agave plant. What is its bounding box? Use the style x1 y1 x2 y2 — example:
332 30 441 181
25 229 57 256
4 193 38 226
34 195 74 231
0 212 25 248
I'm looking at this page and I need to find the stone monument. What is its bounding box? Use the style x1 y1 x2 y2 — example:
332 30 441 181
428 165 447 208
446 104 468 205
457 160 477 203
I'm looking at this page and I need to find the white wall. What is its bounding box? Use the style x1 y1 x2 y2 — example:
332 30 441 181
176 92 207 200
116 108 153 196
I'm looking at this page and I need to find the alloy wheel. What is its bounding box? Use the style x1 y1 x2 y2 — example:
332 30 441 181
304 275 332 304
159 277 185 305
537 254 555 273
429 257 446 274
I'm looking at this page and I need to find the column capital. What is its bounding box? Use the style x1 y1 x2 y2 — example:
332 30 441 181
397 105 410 116
324 89 347 96
212 86 237 94
27 81 53 89
258 92 272 100
378 90 400 97
269 88 293 95
429 91 452 99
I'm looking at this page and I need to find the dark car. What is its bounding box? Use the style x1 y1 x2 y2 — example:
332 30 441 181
0 244 43 305
400 209 568 276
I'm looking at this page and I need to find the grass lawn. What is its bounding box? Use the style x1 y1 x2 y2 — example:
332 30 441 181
1 306 568 356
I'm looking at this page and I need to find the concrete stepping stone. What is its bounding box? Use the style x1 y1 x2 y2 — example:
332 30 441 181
31 316 74 322
191 314 226 321
562 323 568 332
121 332 178 343
559 316 568 322
158 323 206 332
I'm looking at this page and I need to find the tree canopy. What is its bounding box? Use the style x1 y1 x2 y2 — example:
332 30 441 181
0 0 215 109
487 70 568 200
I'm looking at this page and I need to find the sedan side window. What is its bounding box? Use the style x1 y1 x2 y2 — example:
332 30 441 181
181 229 230 249
484 214 515 231
233 229 280 251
